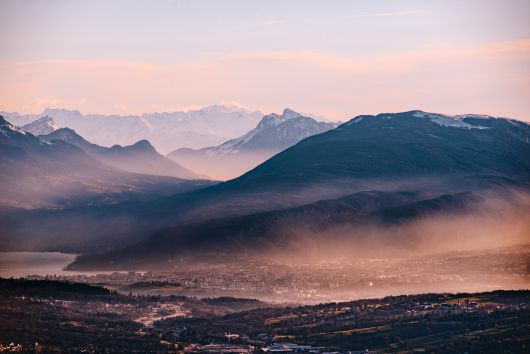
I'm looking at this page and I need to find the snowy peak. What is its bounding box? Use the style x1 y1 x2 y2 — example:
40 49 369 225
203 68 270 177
43 108 86 120
255 108 304 130
204 109 338 156
0 115 29 139
257 114 284 129
200 104 252 114
19 116 60 136
281 108 301 120
2 106 265 154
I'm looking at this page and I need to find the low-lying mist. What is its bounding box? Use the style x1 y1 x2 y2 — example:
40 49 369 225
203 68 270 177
266 188 530 262
167 149 280 181
66 186 530 274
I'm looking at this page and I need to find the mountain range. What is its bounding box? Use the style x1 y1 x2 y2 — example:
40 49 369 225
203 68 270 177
66 110 530 269
39 127 210 180
1 110 529 269
1 105 267 154
167 109 339 180
0 116 216 209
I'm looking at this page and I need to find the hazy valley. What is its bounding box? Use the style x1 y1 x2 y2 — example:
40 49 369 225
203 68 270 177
1 109 528 270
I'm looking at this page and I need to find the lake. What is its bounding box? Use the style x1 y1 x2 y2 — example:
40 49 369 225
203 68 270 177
0 252 116 278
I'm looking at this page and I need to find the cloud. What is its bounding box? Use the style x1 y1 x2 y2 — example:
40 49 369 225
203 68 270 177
150 104 205 113
236 11 432 29
22 98 60 110
74 98 92 106
0 39 529 122
220 101 245 109
113 103 128 111
332 10 433 20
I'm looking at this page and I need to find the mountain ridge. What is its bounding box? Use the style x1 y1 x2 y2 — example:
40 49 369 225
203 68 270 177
0 116 217 209
166 108 339 180
2 110 529 265
19 116 60 136
1 105 266 154
39 128 210 180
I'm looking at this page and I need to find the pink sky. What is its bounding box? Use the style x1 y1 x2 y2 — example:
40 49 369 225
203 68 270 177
1 39 529 122
1 1 529 122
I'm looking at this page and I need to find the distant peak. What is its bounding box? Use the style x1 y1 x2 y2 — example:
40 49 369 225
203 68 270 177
132 139 154 148
42 107 85 118
282 108 301 120
59 127 76 133
126 139 158 154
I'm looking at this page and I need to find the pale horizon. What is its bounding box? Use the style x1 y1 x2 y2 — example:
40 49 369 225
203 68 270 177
1 0 529 122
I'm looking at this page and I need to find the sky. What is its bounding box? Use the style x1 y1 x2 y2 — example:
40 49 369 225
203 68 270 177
0 0 529 122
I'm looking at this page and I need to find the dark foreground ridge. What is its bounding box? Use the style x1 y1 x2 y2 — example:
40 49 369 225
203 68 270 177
0 279 529 353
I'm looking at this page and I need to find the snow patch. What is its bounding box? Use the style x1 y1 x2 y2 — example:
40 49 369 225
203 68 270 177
413 111 490 129
140 118 155 131
346 117 363 126
0 128 10 137
428 134 442 140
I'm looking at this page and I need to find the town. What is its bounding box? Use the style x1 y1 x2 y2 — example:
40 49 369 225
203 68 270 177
1 276 529 353
26 244 529 304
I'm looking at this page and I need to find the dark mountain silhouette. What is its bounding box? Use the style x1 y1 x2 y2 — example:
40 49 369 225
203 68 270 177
39 129 210 180
39 127 106 155
0 116 217 209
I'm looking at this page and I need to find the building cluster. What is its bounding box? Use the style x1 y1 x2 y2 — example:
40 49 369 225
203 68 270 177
0 343 23 352
25 245 529 304
186 341 375 354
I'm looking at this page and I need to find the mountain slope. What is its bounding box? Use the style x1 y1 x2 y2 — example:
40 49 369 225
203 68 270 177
221 111 530 195
3 110 530 260
19 116 60 136
98 140 211 180
0 116 217 209
38 127 107 155
68 186 530 270
39 129 210 180
167 109 339 180
1 105 264 154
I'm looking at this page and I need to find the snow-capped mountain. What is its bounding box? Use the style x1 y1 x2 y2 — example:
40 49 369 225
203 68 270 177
205 108 338 156
166 109 339 180
19 116 60 136
0 105 264 154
